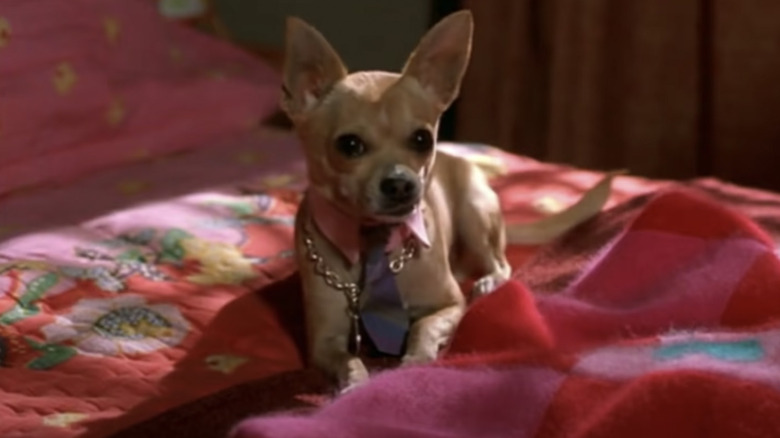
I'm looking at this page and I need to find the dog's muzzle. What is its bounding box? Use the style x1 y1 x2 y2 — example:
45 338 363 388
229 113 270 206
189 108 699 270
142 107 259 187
377 165 421 216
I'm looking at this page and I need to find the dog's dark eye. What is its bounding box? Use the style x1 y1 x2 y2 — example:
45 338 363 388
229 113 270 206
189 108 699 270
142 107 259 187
335 134 367 158
410 129 434 153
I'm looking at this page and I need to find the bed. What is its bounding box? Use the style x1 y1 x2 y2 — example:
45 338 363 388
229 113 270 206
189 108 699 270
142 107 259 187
4 2 780 438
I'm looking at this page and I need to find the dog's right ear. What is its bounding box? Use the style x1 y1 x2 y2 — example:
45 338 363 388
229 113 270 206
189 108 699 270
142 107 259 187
281 17 348 119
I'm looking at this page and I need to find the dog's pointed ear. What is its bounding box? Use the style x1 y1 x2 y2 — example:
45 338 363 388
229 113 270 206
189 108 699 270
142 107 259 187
281 17 347 119
402 10 473 111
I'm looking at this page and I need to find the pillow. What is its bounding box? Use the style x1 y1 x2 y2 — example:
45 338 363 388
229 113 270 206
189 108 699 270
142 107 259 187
0 0 280 196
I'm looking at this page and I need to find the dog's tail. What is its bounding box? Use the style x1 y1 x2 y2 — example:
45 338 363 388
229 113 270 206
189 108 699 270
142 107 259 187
505 170 624 245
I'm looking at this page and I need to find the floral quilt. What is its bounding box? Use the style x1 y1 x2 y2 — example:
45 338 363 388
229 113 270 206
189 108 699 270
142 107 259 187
0 127 307 437
0 127 524 438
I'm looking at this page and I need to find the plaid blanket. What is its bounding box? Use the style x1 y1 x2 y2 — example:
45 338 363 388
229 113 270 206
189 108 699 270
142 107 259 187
230 187 780 438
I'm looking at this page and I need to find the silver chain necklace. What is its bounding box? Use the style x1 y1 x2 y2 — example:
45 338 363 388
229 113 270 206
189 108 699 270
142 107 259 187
301 221 417 353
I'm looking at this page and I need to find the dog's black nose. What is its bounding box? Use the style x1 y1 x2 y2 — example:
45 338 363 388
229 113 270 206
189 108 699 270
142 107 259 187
380 176 418 202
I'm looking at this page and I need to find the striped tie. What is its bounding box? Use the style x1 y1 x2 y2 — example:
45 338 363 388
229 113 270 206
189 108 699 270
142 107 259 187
359 227 409 356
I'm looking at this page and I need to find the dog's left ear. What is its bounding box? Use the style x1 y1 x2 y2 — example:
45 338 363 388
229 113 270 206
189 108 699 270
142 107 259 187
402 10 473 111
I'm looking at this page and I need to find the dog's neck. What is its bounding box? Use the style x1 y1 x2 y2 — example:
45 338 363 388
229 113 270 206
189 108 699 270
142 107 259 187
306 188 430 265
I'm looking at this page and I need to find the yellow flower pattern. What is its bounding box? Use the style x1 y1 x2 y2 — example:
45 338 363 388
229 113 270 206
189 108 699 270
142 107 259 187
180 237 257 286
206 354 249 374
53 62 78 96
117 180 150 195
0 17 10 48
0 225 14 239
42 412 88 428
0 259 52 273
105 97 126 127
130 148 151 160
262 174 296 188
169 46 184 64
206 69 226 81
103 17 121 45
235 150 264 165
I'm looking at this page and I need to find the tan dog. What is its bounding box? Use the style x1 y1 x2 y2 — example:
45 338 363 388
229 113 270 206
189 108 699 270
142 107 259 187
281 11 617 391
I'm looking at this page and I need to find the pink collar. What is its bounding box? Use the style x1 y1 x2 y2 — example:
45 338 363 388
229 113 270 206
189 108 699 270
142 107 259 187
306 188 430 265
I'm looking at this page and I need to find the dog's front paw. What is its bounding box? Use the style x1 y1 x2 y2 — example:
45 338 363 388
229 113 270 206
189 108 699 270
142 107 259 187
472 274 507 299
337 357 369 395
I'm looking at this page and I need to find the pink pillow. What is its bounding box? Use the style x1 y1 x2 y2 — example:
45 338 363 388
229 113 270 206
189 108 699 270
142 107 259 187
0 0 280 196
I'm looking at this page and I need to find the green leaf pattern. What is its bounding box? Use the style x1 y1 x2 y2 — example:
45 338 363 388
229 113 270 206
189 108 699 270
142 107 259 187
159 229 193 264
18 272 59 308
0 272 58 324
25 339 77 370
0 191 294 371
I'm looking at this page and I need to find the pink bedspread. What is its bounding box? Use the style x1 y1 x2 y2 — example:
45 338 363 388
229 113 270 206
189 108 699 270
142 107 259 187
0 127 530 437
0 127 308 438
7 125 780 437
0 0 280 196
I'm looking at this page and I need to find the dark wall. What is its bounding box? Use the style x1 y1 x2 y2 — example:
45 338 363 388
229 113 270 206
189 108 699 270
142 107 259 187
430 0 463 141
214 0 431 72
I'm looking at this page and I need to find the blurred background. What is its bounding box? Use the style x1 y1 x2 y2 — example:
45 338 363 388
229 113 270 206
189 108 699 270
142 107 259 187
203 0 780 190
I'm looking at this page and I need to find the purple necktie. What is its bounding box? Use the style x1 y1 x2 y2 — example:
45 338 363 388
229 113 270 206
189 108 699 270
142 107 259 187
359 228 409 356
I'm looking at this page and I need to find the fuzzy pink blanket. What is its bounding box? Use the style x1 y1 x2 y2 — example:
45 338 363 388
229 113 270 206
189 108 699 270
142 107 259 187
231 188 780 438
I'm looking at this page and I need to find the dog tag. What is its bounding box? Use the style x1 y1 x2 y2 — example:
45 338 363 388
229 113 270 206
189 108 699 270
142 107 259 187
347 314 361 355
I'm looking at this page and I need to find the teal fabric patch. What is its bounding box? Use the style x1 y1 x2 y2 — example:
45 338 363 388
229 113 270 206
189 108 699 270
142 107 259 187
654 339 763 362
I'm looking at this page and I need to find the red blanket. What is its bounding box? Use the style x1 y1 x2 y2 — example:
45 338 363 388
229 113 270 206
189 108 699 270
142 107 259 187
230 188 780 438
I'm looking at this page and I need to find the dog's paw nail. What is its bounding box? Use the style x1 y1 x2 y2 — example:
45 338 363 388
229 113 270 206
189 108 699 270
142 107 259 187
338 361 369 395
339 375 368 395
472 276 501 297
339 381 364 395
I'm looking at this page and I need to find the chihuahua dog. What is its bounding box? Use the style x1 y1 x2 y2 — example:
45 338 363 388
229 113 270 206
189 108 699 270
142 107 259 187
281 10 617 391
